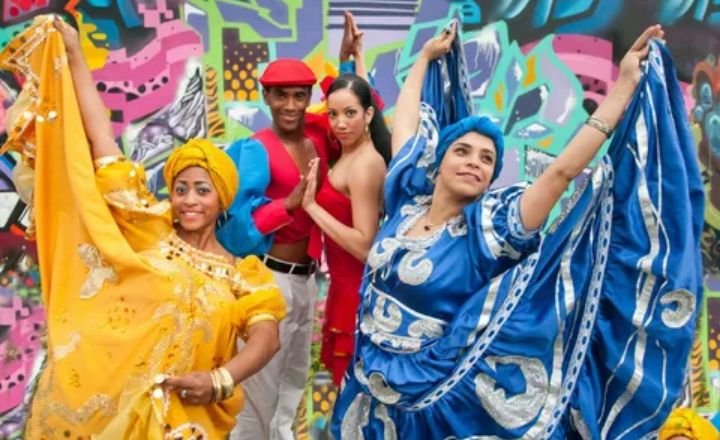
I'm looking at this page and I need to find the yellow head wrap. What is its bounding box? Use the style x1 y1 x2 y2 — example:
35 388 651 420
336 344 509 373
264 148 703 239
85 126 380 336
163 139 239 211
659 408 719 440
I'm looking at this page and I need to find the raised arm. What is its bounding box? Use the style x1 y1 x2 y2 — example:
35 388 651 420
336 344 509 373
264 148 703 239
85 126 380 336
391 23 456 157
339 11 368 81
303 156 385 262
53 16 121 160
519 25 664 231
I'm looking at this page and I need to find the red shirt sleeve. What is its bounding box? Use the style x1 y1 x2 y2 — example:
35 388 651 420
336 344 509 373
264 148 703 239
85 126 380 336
252 198 293 235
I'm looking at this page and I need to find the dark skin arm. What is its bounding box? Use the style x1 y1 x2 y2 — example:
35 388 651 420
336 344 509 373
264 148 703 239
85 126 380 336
163 320 280 405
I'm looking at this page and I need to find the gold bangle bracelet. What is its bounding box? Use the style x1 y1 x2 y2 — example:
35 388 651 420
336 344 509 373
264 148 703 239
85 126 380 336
93 154 126 170
216 367 235 400
209 370 221 403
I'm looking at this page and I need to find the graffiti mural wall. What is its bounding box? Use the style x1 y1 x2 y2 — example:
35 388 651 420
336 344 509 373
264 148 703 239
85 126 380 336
1 0 719 437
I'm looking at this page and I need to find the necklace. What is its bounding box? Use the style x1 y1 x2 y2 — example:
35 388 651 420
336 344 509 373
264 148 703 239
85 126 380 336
422 212 439 232
160 232 237 283
423 218 433 231
421 209 460 232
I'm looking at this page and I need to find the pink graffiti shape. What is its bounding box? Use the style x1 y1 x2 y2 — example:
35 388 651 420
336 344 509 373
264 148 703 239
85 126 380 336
92 15 202 135
0 301 45 413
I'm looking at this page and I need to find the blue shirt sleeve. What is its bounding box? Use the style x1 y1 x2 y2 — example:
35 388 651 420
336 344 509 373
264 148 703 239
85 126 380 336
339 60 355 75
216 138 274 257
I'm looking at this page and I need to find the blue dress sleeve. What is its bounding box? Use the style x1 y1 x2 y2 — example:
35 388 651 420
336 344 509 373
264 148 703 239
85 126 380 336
465 184 542 279
216 138 274 257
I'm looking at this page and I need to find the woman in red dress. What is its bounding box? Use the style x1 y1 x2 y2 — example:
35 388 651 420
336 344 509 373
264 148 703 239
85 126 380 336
302 20 390 385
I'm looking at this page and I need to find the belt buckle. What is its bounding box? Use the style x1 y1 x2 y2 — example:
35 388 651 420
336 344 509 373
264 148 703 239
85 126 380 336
293 261 313 276
290 262 305 276
262 254 314 275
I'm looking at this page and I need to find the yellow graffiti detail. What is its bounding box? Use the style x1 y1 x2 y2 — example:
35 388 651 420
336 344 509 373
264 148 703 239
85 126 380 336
205 66 227 138
691 334 711 407
538 136 553 148
523 55 536 87
494 83 505 111
304 51 326 81
76 13 109 70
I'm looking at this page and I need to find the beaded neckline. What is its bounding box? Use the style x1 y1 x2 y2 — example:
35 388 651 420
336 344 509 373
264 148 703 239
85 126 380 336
158 232 237 284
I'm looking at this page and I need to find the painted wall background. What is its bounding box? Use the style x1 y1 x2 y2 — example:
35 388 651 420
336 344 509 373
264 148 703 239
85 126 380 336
0 0 719 437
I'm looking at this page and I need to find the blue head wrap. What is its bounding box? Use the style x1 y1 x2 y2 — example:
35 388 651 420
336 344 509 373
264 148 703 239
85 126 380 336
436 115 505 182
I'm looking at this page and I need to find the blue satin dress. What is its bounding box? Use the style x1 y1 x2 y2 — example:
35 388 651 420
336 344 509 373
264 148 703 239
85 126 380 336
330 40 704 439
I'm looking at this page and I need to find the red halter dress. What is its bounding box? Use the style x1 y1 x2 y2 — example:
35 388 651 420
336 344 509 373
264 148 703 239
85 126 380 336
310 179 365 385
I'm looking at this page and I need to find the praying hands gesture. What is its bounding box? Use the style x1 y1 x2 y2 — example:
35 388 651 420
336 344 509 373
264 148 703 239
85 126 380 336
301 158 321 210
338 10 368 81
284 177 308 213
340 10 364 61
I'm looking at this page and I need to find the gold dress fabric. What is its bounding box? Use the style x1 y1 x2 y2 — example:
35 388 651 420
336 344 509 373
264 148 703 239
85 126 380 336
0 16 286 440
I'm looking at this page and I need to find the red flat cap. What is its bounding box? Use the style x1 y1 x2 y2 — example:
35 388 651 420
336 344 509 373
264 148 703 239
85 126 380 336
259 59 316 87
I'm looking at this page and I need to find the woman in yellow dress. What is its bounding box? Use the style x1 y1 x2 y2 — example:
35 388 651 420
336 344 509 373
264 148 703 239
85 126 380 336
0 15 286 439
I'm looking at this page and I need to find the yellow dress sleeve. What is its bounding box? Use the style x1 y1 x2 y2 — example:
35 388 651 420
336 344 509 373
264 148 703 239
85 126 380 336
230 255 287 340
95 155 172 251
659 408 719 440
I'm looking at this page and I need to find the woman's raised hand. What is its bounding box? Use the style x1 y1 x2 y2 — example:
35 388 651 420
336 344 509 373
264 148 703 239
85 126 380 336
420 21 457 61
618 24 665 86
340 10 364 60
53 15 81 57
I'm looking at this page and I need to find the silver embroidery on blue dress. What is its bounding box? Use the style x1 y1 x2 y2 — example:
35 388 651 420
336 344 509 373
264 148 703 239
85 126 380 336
340 392 371 440
474 355 549 430
659 289 695 329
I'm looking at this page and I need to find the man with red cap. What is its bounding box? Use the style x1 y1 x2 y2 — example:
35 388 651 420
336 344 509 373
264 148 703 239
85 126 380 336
218 13 364 440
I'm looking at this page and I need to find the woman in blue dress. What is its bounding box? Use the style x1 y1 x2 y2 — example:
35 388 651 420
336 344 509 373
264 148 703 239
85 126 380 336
330 21 704 440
